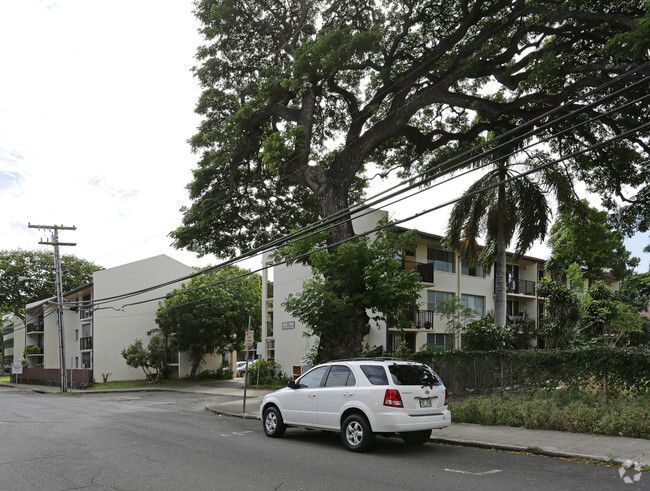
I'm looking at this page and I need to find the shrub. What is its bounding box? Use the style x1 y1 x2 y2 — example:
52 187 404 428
449 390 650 438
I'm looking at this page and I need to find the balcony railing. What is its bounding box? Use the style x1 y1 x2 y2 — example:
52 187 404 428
80 308 93 319
26 322 44 334
394 309 436 329
25 345 44 356
496 278 536 296
403 260 435 284
80 337 93 350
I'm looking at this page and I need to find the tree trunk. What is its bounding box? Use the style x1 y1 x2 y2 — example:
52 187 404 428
316 310 370 363
494 184 507 327
0 334 5 377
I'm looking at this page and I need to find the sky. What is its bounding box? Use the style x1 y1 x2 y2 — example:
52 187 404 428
0 0 648 275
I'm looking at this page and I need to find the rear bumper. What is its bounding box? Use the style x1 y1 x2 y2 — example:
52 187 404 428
369 408 452 433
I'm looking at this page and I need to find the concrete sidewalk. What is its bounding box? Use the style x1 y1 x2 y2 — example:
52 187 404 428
3 380 649 468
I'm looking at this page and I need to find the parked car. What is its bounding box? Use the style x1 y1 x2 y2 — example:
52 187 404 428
260 358 451 452
236 361 249 377
237 360 259 377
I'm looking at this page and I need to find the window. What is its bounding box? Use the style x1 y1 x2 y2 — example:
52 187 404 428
427 248 455 273
75 329 79 341
507 300 520 317
297 366 328 388
461 294 485 316
324 366 356 387
360 365 389 385
461 263 485 278
82 323 91 338
81 352 92 369
426 333 454 351
427 290 454 312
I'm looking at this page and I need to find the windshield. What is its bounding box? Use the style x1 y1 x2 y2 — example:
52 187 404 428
388 364 441 387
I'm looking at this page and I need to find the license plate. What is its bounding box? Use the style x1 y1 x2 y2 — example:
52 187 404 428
419 398 432 408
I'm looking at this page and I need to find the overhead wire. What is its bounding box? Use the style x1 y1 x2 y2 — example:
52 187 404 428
65 65 649 310
116 117 650 312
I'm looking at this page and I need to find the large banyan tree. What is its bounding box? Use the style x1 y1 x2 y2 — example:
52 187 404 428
173 0 650 357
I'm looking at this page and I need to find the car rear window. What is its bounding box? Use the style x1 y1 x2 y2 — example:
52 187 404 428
388 364 441 386
360 365 389 385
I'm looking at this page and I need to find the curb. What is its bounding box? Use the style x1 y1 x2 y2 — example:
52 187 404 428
428 436 622 465
205 406 260 421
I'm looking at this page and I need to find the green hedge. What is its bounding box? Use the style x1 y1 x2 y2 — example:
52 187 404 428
413 347 650 395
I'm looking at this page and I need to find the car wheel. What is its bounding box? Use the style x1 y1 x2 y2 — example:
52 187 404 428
263 406 286 438
341 414 374 452
401 429 431 446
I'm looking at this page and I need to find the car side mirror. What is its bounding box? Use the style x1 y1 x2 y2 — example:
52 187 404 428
288 380 297 389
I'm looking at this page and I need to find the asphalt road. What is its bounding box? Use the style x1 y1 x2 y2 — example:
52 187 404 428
0 387 642 490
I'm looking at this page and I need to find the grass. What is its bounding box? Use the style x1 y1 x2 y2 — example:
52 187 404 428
448 388 650 439
0 376 10 383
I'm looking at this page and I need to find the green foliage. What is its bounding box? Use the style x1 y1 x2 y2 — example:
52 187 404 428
155 265 262 377
0 249 102 320
449 390 650 439
546 201 639 282
461 314 517 350
197 362 233 380
619 272 650 312
121 336 168 383
245 359 286 385
386 341 415 360
23 345 41 355
536 277 582 348
414 347 650 396
176 0 649 260
279 222 422 361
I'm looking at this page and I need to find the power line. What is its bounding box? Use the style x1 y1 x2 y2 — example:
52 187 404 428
69 68 649 310
116 118 650 312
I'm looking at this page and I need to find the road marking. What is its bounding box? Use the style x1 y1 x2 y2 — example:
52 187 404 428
444 469 502 476
220 431 254 437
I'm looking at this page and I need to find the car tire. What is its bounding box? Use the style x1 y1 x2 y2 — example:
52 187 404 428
263 406 286 438
401 429 431 446
341 414 374 452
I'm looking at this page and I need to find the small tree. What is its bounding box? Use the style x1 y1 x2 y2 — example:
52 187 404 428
279 223 422 362
536 277 582 349
155 266 262 377
121 336 168 382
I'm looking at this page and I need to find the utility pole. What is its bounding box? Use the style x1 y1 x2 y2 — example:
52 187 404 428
28 223 76 392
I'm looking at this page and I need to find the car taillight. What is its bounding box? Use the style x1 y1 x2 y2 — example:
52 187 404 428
383 389 403 408
444 388 448 406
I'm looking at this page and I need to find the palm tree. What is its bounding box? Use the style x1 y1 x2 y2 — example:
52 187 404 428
444 157 572 326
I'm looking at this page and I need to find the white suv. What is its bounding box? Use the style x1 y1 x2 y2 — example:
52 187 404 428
260 358 451 452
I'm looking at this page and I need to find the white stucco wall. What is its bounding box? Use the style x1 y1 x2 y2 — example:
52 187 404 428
92 255 200 381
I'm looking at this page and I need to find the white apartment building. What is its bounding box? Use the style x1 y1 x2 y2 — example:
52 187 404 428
11 255 223 384
261 210 549 377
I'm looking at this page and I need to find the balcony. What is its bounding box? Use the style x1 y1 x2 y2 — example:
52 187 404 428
80 308 93 320
80 337 93 350
26 322 44 334
25 345 44 356
403 260 434 284
496 278 536 296
391 309 436 330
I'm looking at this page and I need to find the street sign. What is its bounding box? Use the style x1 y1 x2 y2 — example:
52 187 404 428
245 329 254 347
12 364 22 375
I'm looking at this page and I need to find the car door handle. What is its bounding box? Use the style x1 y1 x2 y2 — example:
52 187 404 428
343 392 353 397
308 393 317 398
